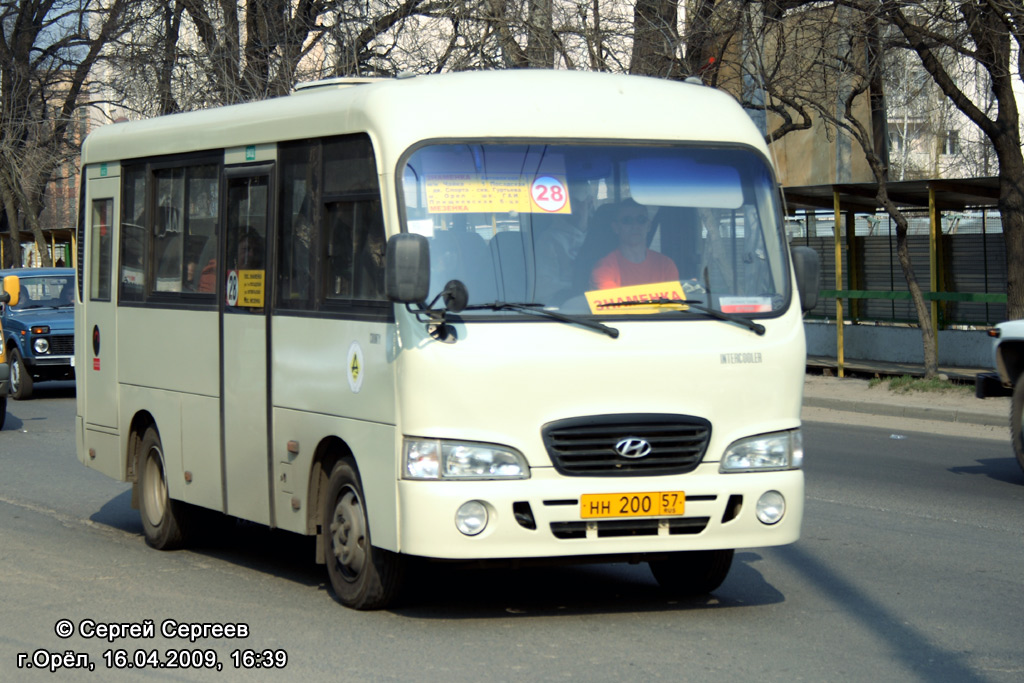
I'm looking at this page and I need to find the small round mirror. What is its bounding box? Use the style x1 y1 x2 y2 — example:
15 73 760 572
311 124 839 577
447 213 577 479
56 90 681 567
442 280 469 313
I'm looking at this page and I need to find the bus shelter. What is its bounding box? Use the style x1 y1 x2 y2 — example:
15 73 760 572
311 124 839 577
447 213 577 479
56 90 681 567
783 177 1004 377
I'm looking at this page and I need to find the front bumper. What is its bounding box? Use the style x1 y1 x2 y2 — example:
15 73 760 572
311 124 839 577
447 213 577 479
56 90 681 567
396 464 803 560
24 354 75 379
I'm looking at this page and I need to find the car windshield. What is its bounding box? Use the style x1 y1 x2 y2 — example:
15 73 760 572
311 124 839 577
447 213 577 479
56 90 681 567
400 142 790 318
12 276 74 310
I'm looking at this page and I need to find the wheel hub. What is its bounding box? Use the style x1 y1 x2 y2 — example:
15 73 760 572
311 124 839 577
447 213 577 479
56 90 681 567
330 488 367 579
142 450 166 527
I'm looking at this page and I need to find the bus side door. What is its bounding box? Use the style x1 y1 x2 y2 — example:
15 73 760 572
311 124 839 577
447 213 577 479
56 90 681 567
220 166 275 525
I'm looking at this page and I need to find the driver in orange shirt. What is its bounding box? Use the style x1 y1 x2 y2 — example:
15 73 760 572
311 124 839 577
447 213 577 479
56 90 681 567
591 199 678 289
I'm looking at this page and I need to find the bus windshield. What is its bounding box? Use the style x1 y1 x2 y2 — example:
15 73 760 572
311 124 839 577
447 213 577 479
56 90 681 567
400 142 790 318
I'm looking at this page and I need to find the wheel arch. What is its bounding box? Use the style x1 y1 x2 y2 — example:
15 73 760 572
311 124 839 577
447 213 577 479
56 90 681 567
308 435 356 563
996 340 1024 386
127 410 158 510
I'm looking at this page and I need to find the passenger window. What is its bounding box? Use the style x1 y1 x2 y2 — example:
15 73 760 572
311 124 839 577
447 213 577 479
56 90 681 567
278 143 318 308
119 167 147 302
278 134 386 311
90 199 113 301
323 199 386 302
153 168 185 293
119 162 220 303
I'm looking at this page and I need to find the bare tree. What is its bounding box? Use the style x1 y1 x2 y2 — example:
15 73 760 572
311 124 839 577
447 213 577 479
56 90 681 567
880 0 1024 320
0 0 132 268
734 3 941 374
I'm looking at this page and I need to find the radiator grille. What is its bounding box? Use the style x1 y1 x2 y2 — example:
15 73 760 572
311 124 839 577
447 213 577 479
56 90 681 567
542 414 711 476
47 335 74 355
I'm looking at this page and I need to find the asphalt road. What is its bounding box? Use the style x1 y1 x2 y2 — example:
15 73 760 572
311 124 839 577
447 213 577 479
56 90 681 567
1 385 1022 681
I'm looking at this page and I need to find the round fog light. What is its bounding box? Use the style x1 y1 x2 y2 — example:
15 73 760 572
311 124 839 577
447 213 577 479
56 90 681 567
756 491 786 525
455 500 488 536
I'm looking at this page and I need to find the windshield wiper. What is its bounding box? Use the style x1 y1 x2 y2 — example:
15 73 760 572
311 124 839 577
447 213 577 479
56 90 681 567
600 298 765 336
462 301 619 339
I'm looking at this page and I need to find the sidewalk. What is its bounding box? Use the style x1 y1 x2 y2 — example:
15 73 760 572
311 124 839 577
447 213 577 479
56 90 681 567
803 363 1010 428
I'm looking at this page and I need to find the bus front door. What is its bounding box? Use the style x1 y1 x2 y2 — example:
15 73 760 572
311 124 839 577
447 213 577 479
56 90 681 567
220 168 274 525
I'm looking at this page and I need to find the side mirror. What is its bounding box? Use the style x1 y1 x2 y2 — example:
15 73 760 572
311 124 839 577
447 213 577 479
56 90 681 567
790 246 820 312
385 234 430 304
2 275 20 307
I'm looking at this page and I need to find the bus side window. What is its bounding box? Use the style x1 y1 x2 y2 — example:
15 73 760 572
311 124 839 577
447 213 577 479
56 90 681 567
354 200 386 300
321 134 386 305
324 205 353 298
278 141 317 309
120 167 147 302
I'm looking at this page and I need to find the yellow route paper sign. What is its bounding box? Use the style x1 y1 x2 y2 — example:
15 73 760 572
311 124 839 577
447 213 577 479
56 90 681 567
425 174 572 215
585 280 686 315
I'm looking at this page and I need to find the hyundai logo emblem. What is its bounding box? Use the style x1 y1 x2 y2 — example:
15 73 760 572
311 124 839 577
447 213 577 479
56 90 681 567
614 437 652 459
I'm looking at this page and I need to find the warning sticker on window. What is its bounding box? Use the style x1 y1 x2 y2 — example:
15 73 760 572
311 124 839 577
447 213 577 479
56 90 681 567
719 297 772 313
585 281 686 315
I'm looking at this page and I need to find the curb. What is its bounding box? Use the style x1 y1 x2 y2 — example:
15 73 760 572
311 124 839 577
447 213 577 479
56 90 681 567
802 396 1007 428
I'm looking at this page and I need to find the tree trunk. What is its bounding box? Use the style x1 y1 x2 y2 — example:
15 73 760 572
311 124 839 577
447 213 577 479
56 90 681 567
882 189 938 377
526 0 554 67
629 0 679 78
998 152 1024 320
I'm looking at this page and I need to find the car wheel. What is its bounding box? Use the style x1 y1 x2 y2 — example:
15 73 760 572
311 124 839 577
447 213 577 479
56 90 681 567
323 459 404 610
138 426 190 549
648 549 734 596
0 396 6 430
1010 375 1024 474
8 347 32 400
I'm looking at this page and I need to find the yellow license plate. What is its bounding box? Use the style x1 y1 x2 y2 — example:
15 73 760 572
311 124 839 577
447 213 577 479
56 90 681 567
580 491 685 519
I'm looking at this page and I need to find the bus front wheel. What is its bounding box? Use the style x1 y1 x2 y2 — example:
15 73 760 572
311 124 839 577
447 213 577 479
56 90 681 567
138 426 189 550
648 549 734 596
323 459 404 610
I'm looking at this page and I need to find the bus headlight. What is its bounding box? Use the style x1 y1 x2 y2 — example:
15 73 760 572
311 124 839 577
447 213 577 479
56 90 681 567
720 429 803 472
404 439 530 480
33 338 50 354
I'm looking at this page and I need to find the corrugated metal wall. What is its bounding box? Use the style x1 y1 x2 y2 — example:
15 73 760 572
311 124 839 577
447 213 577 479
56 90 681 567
791 209 1007 326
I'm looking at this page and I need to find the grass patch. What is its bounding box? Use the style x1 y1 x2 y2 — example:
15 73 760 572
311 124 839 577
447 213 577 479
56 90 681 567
870 374 973 394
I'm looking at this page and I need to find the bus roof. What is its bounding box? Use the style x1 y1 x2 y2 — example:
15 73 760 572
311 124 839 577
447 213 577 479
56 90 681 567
81 70 769 169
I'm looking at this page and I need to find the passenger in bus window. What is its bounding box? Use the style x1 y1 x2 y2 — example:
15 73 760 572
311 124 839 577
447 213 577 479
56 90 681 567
534 213 583 303
235 228 264 270
353 217 386 300
590 199 678 289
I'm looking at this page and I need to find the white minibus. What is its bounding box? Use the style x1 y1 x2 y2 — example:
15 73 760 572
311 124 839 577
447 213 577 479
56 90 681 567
76 70 820 609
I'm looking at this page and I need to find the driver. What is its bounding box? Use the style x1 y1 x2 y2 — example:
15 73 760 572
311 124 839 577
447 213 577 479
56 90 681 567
591 199 678 289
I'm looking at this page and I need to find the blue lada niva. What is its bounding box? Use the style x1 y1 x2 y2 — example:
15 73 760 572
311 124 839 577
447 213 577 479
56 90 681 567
0 268 75 400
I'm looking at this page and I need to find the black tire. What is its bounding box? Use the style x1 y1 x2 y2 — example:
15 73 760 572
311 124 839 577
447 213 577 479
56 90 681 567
323 459 404 610
1011 376 1024 474
0 396 6 430
137 426 189 549
649 549 734 596
9 347 33 400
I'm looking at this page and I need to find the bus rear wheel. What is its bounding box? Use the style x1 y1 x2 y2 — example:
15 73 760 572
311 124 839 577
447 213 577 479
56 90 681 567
323 459 404 610
138 426 189 550
648 549 734 596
